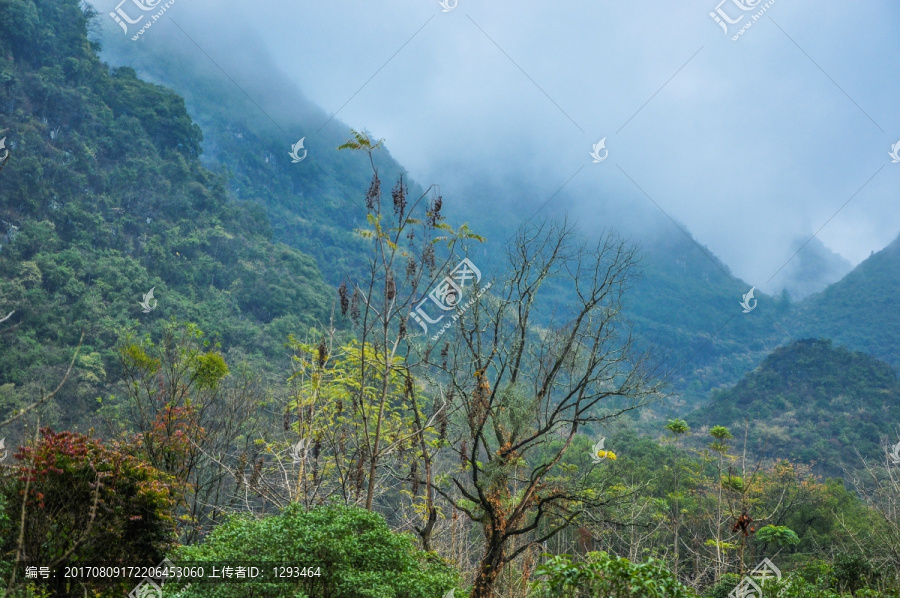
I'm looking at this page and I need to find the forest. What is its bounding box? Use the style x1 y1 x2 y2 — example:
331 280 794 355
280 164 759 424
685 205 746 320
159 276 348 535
1 1 900 597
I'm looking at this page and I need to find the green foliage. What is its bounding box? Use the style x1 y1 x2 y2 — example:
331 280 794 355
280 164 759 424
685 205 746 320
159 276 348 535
755 525 800 547
665 419 690 436
192 351 229 390
283 338 422 505
173 504 458 598
832 552 875 594
720 474 743 492
772 574 864 598
701 573 739 598
765 558 900 597
709 426 733 441
0 0 332 433
121 343 161 372
535 552 697 598
691 339 900 477
337 128 385 153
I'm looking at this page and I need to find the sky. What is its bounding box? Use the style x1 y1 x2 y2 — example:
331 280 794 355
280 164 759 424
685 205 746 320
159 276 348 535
89 0 900 292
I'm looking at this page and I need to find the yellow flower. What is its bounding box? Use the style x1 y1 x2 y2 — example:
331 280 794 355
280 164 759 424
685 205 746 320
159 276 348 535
607 452 618 461
596 450 607 459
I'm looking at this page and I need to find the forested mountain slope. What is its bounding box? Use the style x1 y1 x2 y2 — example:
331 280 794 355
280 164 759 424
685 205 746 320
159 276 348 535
96 26 419 285
0 0 332 429
787 233 900 372
689 338 900 477
94 22 796 405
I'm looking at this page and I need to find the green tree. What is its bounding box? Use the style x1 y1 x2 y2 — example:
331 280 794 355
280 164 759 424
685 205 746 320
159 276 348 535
755 525 800 549
174 504 458 598
114 321 265 542
277 338 419 509
535 552 696 598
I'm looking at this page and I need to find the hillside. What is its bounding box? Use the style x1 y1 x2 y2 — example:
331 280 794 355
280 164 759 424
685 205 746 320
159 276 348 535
627 228 790 403
3 3 900 596
0 2 332 429
769 236 854 301
94 24 419 286
788 233 900 372
689 338 900 476
91 24 797 405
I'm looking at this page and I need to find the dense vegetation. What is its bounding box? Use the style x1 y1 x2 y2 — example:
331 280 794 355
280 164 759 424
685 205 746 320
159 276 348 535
93 19 794 406
690 338 900 477
789 234 900 371
1 1 899 597
0 0 332 434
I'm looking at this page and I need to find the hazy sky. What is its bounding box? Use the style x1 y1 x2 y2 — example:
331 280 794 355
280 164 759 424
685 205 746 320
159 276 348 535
91 0 900 291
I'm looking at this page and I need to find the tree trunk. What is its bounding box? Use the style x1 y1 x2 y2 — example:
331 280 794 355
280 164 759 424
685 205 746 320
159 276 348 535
471 531 505 598
418 506 437 552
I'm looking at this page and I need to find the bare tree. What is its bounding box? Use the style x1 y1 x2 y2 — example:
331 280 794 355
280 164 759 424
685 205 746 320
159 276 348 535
424 220 663 598
335 130 481 512
846 445 900 578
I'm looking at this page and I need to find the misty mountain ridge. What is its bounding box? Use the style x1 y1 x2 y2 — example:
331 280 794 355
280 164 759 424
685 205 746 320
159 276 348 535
768 235 854 301
787 231 900 372
90 20 900 406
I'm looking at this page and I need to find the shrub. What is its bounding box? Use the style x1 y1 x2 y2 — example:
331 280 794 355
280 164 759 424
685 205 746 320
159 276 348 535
0 429 177 595
172 504 458 598
534 552 697 598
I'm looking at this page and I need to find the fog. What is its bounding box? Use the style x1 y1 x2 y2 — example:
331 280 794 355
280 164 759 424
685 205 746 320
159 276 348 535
88 0 900 293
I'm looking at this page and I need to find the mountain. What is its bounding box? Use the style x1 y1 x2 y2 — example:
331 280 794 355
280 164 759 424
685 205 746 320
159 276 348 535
0 1 332 428
625 227 791 403
788 233 900 372
12 0 894 427
688 338 900 477
769 236 854 301
92 21 419 286
91 24 793 405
